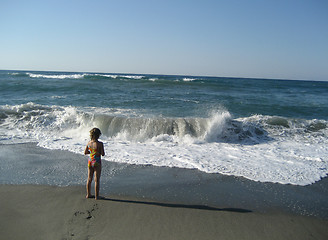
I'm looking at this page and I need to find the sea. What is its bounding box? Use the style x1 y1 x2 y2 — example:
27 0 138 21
0 70 328 188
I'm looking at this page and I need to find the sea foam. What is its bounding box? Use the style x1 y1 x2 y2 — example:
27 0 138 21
27 73 85 79
1 103 327 186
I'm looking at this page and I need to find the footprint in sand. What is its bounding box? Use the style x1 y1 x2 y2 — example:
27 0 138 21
66 203 99 239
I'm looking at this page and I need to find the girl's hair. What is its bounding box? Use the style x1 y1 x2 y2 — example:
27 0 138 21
90 128 101 140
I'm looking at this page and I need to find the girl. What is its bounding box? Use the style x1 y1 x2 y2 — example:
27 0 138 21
84 128 105 200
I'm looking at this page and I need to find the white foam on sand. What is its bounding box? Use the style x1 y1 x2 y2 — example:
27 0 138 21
1 103 327 186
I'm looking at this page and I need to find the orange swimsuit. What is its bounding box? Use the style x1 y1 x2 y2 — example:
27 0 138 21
87 145 101 167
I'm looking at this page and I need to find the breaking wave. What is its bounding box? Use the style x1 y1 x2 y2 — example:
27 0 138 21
0 102 277 144
1 102 327 186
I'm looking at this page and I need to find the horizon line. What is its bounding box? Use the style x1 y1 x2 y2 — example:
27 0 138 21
1 68 326 83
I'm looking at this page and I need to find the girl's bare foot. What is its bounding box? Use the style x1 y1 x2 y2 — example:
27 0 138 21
86 194 92 199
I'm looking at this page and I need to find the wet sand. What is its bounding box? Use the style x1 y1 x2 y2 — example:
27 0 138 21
1 184 328 240
2 143 328 219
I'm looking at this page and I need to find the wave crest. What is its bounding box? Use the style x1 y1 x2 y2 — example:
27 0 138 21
0 103 274 144
1 103 328 186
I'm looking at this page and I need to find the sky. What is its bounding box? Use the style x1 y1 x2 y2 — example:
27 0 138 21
0 0 327 81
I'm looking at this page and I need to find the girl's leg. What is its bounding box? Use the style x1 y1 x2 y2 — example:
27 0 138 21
86 166 94 198
94 165 102 200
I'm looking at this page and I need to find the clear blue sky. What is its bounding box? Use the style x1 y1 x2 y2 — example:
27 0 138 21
1 0 327 80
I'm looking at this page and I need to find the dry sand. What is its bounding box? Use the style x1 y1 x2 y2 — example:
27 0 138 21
1 184 327 240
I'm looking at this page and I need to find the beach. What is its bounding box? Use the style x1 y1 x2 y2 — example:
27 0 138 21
1 143 328 218
1 143 328 239
1 71 328 239
1 184 327 240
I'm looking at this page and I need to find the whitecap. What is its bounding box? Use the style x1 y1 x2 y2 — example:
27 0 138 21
1 103 327 186
182 78 196 82
27 73 85 79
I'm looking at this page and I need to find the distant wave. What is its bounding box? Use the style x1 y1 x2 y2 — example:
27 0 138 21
86 74 145 80
8 72 27 77
182 78 196 82
27 73 85 79
8 72 86 79
8 72 202 83
9 72 147 80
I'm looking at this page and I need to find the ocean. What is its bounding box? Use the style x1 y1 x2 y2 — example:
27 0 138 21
0 69 328 188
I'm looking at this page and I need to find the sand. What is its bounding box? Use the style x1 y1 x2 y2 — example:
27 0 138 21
1 184 327 240
2 143 328 220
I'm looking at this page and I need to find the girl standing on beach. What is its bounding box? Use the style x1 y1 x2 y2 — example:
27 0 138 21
84 128 105 200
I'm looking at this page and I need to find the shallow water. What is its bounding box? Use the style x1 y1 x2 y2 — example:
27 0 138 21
1 143 327 219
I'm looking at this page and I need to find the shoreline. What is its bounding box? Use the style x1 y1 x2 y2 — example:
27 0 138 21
1 184 328 240
1 142 328 219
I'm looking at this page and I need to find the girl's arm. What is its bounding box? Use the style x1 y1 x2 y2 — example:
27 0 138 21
100 142 105 156
84 144 90 155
